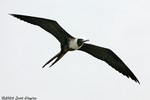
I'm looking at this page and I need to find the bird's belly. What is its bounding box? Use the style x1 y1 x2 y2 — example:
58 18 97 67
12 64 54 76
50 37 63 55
69 42 79 50
69 39 79 50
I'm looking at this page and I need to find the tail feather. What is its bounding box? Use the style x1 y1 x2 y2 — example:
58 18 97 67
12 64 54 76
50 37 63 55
42 51 67 68
50 53 66 67
42 52 60 68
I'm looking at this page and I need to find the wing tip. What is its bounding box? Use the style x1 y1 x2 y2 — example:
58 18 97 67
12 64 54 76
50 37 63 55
10 13 23 19
9 13 17 17
128 73 140 84
137 80 140 84
9 13 22 20
133 78 140 84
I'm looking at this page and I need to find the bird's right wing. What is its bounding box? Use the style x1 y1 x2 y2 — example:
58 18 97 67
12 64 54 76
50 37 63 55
10 14 74 44
79 43 140 83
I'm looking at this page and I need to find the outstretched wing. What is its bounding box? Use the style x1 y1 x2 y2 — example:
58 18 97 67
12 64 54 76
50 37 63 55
10 14 74 44
79 43 140 83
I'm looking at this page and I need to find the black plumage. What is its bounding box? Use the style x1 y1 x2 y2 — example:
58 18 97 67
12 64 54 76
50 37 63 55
10 14 140 84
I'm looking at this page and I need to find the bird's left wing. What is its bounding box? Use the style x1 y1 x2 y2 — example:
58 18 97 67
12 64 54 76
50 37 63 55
79 43 140 83
10 14 74 44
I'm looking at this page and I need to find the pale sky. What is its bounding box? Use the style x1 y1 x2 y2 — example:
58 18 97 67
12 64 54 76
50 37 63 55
0 0 150 100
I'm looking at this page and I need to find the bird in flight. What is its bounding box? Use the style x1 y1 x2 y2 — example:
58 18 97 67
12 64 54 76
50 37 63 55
10 14 140 84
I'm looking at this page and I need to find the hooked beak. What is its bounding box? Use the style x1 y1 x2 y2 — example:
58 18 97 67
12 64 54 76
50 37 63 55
83 39 89 42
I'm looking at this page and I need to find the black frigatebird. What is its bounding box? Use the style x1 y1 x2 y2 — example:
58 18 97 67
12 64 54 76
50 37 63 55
10 14 140 84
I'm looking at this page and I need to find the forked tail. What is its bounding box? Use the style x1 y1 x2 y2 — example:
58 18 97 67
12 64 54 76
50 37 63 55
42 51 66 68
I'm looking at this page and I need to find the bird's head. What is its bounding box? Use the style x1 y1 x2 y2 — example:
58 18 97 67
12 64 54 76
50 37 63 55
77 38 89 46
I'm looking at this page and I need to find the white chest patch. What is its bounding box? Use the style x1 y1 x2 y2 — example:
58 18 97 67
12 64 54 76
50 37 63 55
69 39 80 50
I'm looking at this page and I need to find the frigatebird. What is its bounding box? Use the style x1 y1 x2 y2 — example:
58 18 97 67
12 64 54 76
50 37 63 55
10 14 140 84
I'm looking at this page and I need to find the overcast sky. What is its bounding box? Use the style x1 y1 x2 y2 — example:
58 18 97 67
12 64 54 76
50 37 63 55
0 0 150 100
